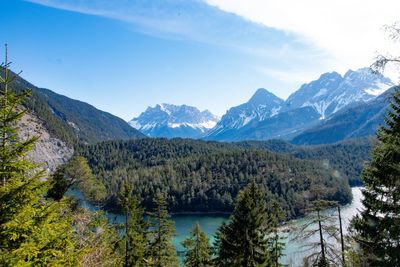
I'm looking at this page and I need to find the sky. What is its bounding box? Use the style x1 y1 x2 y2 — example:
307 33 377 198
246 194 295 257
1 0 399 120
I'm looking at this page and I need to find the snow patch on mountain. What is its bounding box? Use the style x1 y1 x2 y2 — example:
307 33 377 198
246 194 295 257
206 68 394 142
129 103 219 138
285 68 394 119
207 88 284 134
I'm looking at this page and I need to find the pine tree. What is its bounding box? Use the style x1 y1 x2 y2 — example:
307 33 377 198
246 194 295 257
214 180 271 266
119 182 148 267
182 223 213 267
351 88 400 265
147 193 179 267
0 45 80 265
48 156 107 203
266 200 285 267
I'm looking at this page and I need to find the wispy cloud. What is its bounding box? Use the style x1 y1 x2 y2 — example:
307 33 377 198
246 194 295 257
26 0 353 85
256 67 321 85
25 0 325 62
205 0 400 76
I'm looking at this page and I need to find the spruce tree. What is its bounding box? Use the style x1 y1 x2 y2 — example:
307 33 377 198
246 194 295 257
182 223 213 267
266 201 285 267
119 182 148 267
351 88 400 265
214 180 271 266
48 156 107 203
0 45 80 265
147 193 179 267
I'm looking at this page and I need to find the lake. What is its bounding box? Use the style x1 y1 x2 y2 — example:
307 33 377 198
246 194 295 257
172 187 363 265
70 187 363 266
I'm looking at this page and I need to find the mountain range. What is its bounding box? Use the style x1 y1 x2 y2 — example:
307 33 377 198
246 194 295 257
8 66 397 150
205 68 394 142
129 104 219 138
291 86 396 145
131 68 395 143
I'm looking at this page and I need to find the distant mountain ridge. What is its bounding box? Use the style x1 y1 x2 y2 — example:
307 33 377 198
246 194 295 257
283 68 393 119
205 68 394 142
129 103 219 138
291 86 398 145
4 68 145 145
206 88 283 138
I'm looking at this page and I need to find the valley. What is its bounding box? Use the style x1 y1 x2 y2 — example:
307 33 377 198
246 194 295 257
2 57 399 266
70 187 364 266
2 7 400 263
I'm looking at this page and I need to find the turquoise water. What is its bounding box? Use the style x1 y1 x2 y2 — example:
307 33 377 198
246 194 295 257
70 187 363 266
171 187 363 266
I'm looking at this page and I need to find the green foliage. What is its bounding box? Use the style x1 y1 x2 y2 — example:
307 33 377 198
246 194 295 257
30 87 144 144
236 138 375 186
48 156 107 203
78 138 352 219
146 194 179 267
266 201 286 267
214 181 274 267
351 88 400 266
182 224 213 267
0 46 80 266
0 67 78 146
118 182 148 267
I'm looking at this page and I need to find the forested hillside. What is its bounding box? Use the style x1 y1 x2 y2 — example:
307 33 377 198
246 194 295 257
0 68 144 146
235 138 375 185
78 138 352 219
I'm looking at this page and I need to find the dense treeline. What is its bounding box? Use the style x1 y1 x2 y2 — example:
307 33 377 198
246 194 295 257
350 86 400 265
78 138 352 218
235 138 375 186
2 41 399 266
0 53 178 266
0 51 118 265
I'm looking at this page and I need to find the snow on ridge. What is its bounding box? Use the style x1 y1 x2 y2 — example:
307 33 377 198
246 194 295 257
129 120 141 129
302 101 329 119
270 107 281 117
167 120 217 130
364 81 392 96
240 113 256 127
141 123 158 131
199 120 218 129
159 103 172 115
314 88 328 98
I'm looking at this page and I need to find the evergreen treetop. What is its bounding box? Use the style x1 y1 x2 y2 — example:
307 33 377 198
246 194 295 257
351 88 400 265
214 180 272 267
147 193 179 267
182 223 213 267
0 45 81 266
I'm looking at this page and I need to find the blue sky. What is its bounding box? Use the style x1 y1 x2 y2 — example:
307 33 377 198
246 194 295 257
1 0 398 120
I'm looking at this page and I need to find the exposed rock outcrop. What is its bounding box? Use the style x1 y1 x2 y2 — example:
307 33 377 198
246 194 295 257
18 112 73 174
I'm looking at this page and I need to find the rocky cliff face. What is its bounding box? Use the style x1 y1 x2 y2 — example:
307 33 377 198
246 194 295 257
18 112 74 174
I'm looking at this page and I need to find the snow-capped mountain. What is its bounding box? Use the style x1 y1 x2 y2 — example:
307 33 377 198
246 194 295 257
129 104 219 138
284 68 394 119
291 86 397 145
206 88 284 138
206 68 394 141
